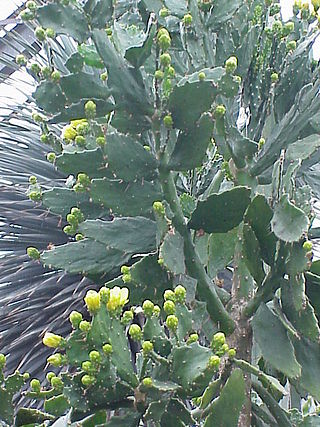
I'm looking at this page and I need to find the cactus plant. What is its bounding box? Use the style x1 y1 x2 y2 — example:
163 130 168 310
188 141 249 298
2 0 320 425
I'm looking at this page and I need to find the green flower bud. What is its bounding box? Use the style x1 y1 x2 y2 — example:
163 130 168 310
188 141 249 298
20 9 34 21
157 28 170 40
221 343 229 354
208 355 220 370
153 305 161 317
29 175 37 185
41 66 52 79
159 7 170 17
100 72 108 81
89 350 101 364
270 4 281 15
144 145 150 151
168 66 175 77
51 71 60 83
23 372 30 381
26 1 37 10
51 376 63 389
142 377 153 387
271 72 279 83
258 138 265 149
129 324 143 341
45 28 56 38
75 232 84 241
228 348 236 358
0 354 6 370
102 343 113 355
99 286 110 303
166 314 179 331
199 0 212 12
76 122 89 135
46 152 56 163
283 21 294 36
287 40 297 51
303 241 313 251
153 201 165 216
198 71 206 81
122 274 132 284
79 320 91 332
163 114 173 128
211 332 226 349
174 285 186 303
27 246 40 260
66 213 78 227
214 105 226 118
29 191 42 202
81 374 96 387
164 300 176 315
73 183 85 193
16 54 27 66
142 300 154 317
155 69 164 80
69 310 83 328
70 207 84 222
187 333 199 345
43 332 63 349
225 56 238 74
82 360 95 374
142 340 154 356
158 34 171 51
160 53 171 68
158 257 164 266
121 265 130 274
35 27 46 41
30 63 41 74
85 100 96 119
40 133 50 144
75 135 86 147
183 13 193 26
96 136 106 147
63 225 76 236
84 290 101 314
164 289 176 302
30 379 41 392
105 27 112 36
77 173 91 187
47 353 64 367
46 372 56 382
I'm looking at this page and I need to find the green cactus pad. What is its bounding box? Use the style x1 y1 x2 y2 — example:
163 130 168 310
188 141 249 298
168 113 214 171
252 304 301 379
44 395 69 417
159 230 186 275
208 227 238 277
56 149 110 179
189 187 251 233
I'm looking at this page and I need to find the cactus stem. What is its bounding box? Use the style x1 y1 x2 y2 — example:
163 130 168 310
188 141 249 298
158 161 235 335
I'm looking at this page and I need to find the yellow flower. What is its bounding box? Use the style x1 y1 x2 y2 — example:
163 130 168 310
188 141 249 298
43 332 63 348
84 290 101 313
62 125 77 141
70 118 87 128
107 286 129 312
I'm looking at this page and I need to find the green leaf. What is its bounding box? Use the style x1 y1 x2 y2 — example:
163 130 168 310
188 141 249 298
286 134 320 163
78 44 104 68
171 342 212 396
281 274 320 342
293 336 320 400
41 239 130 274
92 29 153 117
84 0 113 29
271 195 309 243
42 187 107 218
125 19 157 68
244 195 277 265
207 228 238 277
106 133 158 181
90 178 162 217
168 113 214 171
189 187 251 233
252 304 301 378
79 217 157 253
15 408 55 426
102 411 140 426
144 398 193 426
37 3 89 42
49 99 114 123
242 223 265 286
56 149 109 178
160 230 185 275
169 80 217 130
34 81 67 114
207 0 242 27
60 72 111 103
44 395 70 417
204 369 246 427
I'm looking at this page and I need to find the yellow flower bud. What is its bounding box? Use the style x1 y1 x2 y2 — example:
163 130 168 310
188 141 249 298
84 290 101 313
106 286 129 312
43 332 63 348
